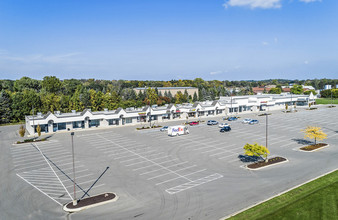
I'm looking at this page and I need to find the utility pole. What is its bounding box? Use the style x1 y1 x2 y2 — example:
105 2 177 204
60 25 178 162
71 132 77 206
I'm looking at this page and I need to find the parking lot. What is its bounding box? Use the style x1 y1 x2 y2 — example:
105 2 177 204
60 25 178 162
2 105 338 220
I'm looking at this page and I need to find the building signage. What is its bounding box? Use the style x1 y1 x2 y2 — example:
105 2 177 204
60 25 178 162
138 112 146 116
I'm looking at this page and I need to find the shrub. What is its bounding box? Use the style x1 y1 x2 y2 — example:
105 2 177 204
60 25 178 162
19 125 25 137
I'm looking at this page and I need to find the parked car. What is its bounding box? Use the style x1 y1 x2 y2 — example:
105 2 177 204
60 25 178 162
207 120 218 125
242 118 252 124
228 117 238 121
219 123 230 128
189 121 199 126
160 126 168 132
249 119 259 125
220 126 231 132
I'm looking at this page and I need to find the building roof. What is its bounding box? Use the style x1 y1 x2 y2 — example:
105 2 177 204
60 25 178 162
134 87 196 90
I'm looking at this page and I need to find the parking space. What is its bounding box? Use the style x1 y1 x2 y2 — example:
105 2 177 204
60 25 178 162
78 132 223 194
11 140 105 206
6 106 338 219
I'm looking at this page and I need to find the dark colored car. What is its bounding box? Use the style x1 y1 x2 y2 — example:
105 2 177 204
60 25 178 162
220 126 231 132
207 120 218 125
189 121 199 126
228 117 238 121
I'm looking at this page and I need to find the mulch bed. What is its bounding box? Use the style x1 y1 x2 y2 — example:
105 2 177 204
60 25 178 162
300 143 328 151
65 193 116 209
247 157 287 169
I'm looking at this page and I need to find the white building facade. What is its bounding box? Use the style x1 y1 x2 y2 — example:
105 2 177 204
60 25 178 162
25 94 316 135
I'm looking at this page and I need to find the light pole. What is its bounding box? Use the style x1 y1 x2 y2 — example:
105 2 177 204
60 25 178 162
265 113 268 150
71 132 77 206
32 106 35 139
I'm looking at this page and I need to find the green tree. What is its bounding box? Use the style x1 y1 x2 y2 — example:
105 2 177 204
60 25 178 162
14 77 41 92
243 143 270 161
19 125 25 137
36 124 41 137
304 90 317 95
0 90 12 124
145 88 158 105
291 85 303 94
193 92 198 102
40 93 61 113
11 89 41 122
269 87 282 94
175 91 184 104
42 76 62 94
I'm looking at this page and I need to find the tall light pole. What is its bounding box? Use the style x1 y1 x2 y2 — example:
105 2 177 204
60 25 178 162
265 113 268 150
71 132 77 206
32 106 35 138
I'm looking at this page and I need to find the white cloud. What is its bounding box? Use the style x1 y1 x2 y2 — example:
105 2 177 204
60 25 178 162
223 0 282 9
304 60 309 64
262 41 269 46
299 0 321 3
274 37 278 43
210 70 223 75
223 0 321 9
0 52 81 64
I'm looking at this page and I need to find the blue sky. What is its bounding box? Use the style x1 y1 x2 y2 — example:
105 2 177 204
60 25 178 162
0 0 337 81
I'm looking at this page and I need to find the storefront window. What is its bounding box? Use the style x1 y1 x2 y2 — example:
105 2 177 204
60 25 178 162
34 124 48 133
58 123 66 130
126 118 132 124
72 121 84 129
108 119 119 125
89 120 100 128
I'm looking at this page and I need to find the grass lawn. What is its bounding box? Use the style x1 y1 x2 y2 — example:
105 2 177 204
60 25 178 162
316 98 338 105
227 170 338 220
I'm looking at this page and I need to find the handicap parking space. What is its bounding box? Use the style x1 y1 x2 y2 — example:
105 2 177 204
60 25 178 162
11 140 105 206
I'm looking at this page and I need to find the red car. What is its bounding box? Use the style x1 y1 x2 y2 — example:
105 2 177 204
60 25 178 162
189 121 199 126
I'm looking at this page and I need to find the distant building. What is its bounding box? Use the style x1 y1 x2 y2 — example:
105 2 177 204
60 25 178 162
324 85 332 90
133 87 198 97
25 94 316 136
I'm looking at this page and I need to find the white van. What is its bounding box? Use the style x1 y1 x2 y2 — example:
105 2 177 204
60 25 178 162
168 126 189 137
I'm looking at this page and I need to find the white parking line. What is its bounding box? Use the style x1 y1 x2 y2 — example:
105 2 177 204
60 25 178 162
139 160 180 175
155 169 206 185
218 152 240 160
98 134 193 182
147 165 197 180
16 174 63 206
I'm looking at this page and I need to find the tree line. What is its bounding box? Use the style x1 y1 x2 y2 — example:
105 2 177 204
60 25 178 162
0 77 337 124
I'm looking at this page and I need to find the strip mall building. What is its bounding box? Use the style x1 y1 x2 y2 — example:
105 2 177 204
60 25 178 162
25 93 316 135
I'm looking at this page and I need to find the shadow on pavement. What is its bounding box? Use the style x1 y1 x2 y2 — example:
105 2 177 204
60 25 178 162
291 138 313 145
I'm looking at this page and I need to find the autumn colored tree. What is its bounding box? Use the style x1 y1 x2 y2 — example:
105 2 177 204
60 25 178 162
243 143 270 161
302 126 327 145
19 125 25 137
36 124 41 137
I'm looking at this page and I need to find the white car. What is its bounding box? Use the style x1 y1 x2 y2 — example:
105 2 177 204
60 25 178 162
219 123 230 128
242 118 252 124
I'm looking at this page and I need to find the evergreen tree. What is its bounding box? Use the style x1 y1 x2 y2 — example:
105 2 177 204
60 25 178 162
0 90 12 124
193 92 198 102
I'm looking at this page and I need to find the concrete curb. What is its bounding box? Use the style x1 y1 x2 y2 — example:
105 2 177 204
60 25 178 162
219 168 338 220
299 144 330 152
63 192 119 213
245 158 289 171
